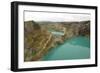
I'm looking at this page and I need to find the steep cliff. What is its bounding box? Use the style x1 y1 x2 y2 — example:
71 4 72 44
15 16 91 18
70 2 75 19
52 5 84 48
24 20 90 61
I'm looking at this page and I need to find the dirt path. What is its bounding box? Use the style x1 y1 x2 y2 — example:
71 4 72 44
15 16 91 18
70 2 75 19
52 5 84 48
31 33 53 61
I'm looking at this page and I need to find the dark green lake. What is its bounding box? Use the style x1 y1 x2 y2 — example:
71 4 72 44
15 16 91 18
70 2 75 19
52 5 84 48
42 36 90 60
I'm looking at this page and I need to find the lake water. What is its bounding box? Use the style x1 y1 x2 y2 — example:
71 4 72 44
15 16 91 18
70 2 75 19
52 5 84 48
48 30 64 36
42 36 90 60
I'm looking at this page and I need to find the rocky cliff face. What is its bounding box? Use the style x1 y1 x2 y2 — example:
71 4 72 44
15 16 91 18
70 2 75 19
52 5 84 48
24 20 90 61
38 21 90 40
24 21 54 61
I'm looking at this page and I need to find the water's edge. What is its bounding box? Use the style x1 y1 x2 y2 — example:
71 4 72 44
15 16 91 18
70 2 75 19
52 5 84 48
42 36 90 61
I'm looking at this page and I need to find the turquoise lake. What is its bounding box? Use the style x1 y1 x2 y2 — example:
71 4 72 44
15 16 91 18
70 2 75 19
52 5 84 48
42 36 90 60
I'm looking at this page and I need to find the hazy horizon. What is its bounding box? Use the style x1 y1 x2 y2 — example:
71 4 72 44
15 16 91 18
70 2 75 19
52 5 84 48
24 11 90 22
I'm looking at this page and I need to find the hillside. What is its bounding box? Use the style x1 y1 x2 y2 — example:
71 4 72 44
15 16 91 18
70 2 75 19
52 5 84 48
24 20 90 61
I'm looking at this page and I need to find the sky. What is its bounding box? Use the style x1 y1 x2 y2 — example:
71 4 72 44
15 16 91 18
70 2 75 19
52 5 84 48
24 11 90 22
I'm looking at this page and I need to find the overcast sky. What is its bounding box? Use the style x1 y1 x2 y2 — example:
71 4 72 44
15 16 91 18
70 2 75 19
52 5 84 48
24 11 90 22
